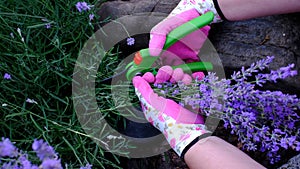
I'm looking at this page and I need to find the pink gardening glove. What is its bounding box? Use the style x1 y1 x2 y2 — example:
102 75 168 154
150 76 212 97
150 9 210 65
133 67 210 157
143 65 205 85
149 0 224 65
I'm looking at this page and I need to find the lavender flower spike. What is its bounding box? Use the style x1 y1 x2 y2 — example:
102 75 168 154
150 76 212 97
80 164 93 169
89 14 94 21
4 73 11 80
41 159 63 169
0 137 17 157
32 139 57 160
152 56 300 164
76 2 91 12
127 37 135 46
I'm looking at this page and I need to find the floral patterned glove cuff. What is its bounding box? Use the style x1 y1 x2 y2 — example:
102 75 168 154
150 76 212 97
133 76 211 157
170 0 226 23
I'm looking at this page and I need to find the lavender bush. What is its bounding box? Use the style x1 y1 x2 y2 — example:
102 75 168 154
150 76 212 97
0 137 92 169
154 56 300 164
0 0 123 168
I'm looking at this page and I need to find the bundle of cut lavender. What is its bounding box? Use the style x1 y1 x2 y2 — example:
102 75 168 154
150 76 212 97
153 56 299 164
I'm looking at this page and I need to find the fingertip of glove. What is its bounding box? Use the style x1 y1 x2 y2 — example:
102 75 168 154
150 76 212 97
171 68 184 82
192 72 205 80
182 74 192 85
149 48 162 57
132 76 146 88
142 72 155 83
201 25 211 35
159 65 173 73
133 76 154 100
149 33 166 56
155 65 173 83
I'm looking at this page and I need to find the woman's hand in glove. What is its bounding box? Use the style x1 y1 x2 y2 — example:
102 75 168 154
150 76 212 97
133 66 210 157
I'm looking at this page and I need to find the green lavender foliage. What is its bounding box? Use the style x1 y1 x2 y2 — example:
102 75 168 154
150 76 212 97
0 0 123 168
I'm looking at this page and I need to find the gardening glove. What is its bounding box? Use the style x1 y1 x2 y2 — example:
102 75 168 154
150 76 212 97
142 65 205 85
132 67 210 158
149 0 225 65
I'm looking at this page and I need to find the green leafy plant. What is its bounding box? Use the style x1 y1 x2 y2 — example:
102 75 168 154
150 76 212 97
0 0 122 168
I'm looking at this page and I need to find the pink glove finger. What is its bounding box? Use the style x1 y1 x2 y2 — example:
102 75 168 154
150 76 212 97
149 34 166 56
155 66 205 84
142 72 155 83
171 59 185 66
162 25 210 62
170 68 184 82
133 76 204 124
185 58 199 63
192 72 205 80
133 76 167 111
149 9 201 56
182 74 193 85
160 51 185 66
158 25 210 66
132 76 154 101
155 65 173 84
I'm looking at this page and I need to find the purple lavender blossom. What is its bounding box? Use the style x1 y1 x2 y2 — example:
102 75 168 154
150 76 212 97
258 63 297 83
31 166 40 169
26 98 38 104
153 56 299 164
80 164 93 169
4 73 11 80
76 2 91 12
45 23 51 29
0 138 92 169
0 137 17 157
89 14 94 21
32 139 57 160
1 162 14 168
127 37 135 46
19 154 32 169
41 159 63 169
